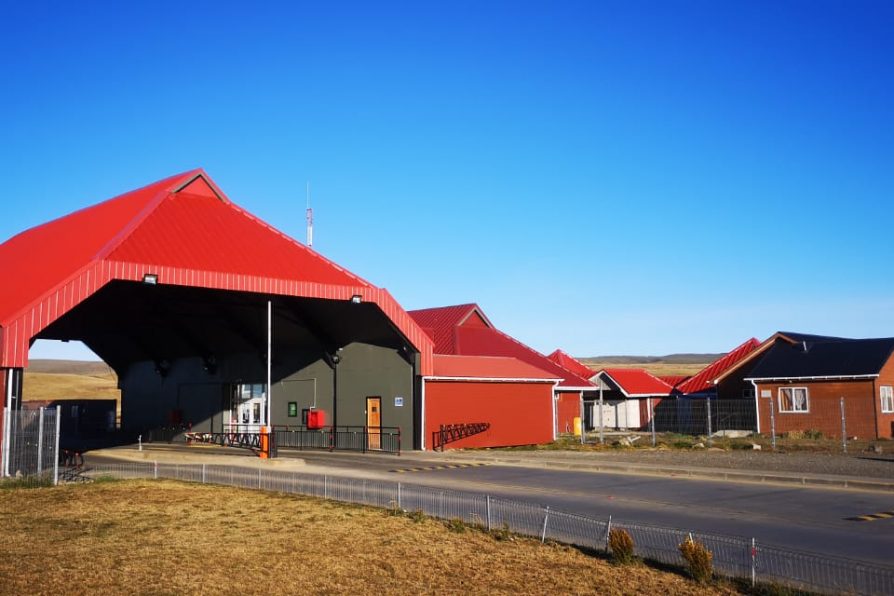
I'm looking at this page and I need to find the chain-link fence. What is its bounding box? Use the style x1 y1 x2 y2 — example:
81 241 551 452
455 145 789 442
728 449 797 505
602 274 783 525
584 397 872 452
82 461 894 595
1 407 61 485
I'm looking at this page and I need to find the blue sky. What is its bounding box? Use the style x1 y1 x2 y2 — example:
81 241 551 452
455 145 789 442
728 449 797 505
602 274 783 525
1 1 892 360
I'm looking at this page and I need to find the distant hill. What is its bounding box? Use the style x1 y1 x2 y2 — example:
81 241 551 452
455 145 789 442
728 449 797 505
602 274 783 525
28 359 115 378
578 354 722 377
580 354 722 366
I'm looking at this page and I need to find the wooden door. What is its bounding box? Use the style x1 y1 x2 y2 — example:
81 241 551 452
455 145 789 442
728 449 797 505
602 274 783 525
366 397 381 450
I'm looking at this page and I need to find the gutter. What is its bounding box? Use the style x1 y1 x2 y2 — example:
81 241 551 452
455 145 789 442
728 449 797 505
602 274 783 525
745 374 879 382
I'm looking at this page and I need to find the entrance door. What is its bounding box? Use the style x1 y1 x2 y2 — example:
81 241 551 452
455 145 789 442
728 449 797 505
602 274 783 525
366 397 381 450
230 384 267 432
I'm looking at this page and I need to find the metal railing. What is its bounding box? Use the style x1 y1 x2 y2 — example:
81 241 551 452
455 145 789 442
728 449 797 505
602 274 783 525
82 461 894 595
431 423 491 451
273 425 401 455
1 407 61 486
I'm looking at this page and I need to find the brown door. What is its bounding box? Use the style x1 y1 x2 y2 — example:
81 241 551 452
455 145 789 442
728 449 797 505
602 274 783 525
366 397 381 450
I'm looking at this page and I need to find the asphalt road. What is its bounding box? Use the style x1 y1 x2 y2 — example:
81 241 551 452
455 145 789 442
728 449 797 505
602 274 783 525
279 450 894 565
86 446 894 565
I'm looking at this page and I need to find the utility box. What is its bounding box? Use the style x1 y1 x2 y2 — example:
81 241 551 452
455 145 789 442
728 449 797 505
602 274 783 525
306 409 326 429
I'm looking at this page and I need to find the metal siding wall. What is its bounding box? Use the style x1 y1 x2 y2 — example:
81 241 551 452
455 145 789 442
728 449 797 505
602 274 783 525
425 380 554 448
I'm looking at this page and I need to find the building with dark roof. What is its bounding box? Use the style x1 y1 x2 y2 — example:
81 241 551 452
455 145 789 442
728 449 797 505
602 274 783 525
744 333 894 439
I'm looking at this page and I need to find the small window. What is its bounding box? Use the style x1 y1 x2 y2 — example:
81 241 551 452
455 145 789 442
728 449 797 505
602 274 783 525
288 402 298 417
742 387 755 399
778 387 809 413
881 386 894 414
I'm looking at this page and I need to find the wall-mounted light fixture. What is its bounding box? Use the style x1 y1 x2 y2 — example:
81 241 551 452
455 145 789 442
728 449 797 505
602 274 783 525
143 273 158 285
350 294 362 304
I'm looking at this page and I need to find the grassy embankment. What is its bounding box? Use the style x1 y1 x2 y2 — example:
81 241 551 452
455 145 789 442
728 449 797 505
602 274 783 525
0 479 740 595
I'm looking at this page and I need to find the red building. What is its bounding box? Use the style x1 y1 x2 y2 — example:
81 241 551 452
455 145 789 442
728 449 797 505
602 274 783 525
409 304 596 445
0 170 585 456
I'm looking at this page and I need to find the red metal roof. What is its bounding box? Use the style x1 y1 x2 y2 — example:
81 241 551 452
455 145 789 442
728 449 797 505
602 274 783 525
547 349 596 381
675 338 761 395
0 170 433 372
658 375 690 387
597 368 674 397
409 304 488 354
409 305 595 389
431 355 560 381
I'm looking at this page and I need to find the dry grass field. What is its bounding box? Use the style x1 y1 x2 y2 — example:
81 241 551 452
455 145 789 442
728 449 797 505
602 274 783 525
580 361 708 377
0 480 738 595
22 360 120 416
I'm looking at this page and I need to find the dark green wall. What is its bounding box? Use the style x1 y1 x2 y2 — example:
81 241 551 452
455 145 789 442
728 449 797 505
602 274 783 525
120 341 415 439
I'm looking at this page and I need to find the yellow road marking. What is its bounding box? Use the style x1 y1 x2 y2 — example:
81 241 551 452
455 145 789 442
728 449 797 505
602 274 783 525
389 462 489 474
848 510 894 522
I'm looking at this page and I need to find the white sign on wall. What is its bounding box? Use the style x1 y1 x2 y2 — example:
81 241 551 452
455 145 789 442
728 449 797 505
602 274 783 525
394 396 404 407
760 390 772 398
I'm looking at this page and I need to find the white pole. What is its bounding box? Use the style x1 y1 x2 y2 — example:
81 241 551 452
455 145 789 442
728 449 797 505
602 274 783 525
267 300 272 427
53 405 61 485
37 407 44 475
3 369 12 477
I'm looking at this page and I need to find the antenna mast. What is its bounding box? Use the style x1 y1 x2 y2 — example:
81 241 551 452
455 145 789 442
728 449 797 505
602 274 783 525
306 181 314 247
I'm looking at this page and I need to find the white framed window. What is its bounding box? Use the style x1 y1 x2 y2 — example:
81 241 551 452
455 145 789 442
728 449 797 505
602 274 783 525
778 387 809 413
881 386 894 414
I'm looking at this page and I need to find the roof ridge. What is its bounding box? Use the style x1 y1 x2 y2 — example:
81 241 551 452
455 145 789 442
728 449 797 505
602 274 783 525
92 169 202 262
222 199 373 288
487 325 595 387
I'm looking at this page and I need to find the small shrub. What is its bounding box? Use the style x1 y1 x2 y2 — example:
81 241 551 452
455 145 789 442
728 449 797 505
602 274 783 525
679 535 713 583
608 528 635 564
408 509 426 523
446 518 466 533
0 476 53 490
491 522 513 542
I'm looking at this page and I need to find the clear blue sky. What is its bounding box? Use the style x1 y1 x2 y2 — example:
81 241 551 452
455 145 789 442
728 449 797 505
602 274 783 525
2 1 891 360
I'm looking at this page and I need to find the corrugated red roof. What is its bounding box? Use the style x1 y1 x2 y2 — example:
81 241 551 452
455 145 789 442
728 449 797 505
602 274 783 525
409 304 484 354
409 305 595 389
675 338 761 395
547 349 595 381
432 355 560 381
0 170 433 372
658 375 690 387
597 368 674 397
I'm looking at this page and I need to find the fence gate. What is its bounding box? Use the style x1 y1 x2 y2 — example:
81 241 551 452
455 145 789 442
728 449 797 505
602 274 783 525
1 407 61 484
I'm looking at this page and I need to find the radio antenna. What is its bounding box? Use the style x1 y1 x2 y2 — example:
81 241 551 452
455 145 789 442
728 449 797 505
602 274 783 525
306 181 314 247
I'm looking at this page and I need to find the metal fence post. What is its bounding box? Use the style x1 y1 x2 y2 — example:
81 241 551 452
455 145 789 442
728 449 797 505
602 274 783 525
258 468 262 489
706 398 713 447
154 461 158 479
649 398 656 447
1 407 8 478
324 475 329 499
840 397 847 453
751 537 757 587
540 506 550 543
37 408 44 476
486 495 492 531
579 395 585 445
604 515 612 553
397 482 402 509
202 463 206 484
598 388 604 445
53 406 61 486
769 399 777 451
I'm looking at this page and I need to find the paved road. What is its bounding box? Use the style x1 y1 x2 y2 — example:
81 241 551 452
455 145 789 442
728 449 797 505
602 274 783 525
86 446 894 565
280 450 894 564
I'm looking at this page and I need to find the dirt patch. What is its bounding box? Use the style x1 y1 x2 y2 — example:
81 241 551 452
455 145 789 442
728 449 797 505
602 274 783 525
0 480 738 595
